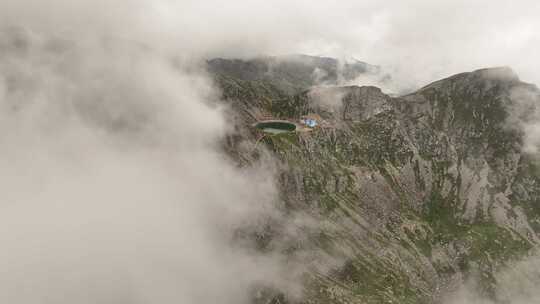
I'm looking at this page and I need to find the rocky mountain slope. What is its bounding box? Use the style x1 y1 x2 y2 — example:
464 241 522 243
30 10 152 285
210 57 540 304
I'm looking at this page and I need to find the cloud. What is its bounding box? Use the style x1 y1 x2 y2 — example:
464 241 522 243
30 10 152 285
4 0 539 88
0 4 298 303
442 253 540 304
196 1 540 92
1 1 540 303
506 84 540 154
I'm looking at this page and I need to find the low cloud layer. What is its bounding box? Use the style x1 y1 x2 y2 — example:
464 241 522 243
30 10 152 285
132 0 540 92
1 1 540 303
443 253 540 304
0 5 293 303
3 0 539 88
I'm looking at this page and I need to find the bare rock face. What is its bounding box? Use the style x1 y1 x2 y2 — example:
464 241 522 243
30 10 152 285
305 85 392 122
210 58 540 304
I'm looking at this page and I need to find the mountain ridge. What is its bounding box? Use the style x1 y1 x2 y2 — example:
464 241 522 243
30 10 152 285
208 54 383 95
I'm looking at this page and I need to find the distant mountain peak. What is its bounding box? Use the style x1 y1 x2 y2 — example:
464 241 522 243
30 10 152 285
207 54 380 94
417 66 520 93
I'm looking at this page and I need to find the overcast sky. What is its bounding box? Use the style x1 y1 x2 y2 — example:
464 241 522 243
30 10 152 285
2 0 539 88
153 0 540 89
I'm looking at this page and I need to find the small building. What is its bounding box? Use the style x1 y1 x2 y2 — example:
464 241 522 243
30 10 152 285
301 118 318 128
300 114 322 128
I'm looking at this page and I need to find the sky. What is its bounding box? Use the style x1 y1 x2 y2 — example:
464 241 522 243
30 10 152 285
150 0 540 90
2 0 540 89
0 0 539 303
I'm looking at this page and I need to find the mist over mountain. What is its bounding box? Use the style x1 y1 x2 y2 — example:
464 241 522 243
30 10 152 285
1 1 540 304
211 57 540 303
208 55 384 94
